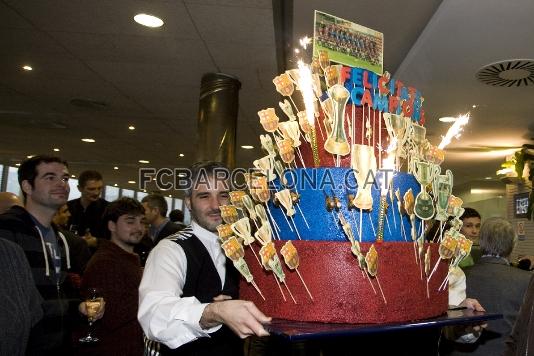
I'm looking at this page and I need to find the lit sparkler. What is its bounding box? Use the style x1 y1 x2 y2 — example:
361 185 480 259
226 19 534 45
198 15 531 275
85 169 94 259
438 113 470 149
297 60 321 166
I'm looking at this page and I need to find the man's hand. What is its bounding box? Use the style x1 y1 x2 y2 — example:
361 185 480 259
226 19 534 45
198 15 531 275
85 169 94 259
200 300 271 338
459 298 487 332
460 298 486 312
79 298 106 321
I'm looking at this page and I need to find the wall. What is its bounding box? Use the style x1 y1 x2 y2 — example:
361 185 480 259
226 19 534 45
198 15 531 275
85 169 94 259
506 181 534 261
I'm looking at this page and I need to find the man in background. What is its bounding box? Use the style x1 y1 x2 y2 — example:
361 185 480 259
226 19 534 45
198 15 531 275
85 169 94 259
169 208 187 230
141 193 182 245
82 197 145 355
458 208 482 268
67 170 109 247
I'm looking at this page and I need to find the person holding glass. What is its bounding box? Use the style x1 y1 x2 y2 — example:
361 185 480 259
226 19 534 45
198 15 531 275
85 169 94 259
0 155 104 355
81 197 146 355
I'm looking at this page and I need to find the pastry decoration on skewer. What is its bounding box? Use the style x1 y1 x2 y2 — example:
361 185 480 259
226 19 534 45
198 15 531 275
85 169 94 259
220 236 265 300
365 245 387 304
259 241 297 304
280 241 314 301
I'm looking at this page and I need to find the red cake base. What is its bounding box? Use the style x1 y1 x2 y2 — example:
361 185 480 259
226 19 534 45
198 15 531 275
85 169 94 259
240 241 449 324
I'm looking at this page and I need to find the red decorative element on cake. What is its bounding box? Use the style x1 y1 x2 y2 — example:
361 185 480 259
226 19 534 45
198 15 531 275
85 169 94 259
240 241 448 324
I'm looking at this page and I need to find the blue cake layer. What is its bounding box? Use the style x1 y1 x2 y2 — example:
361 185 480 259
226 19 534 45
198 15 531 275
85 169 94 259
268 168 421 242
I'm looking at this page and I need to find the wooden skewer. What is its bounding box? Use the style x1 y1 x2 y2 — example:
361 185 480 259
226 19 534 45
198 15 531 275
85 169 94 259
249 245 262 268
251 280 266 301
365 271 377 295
375 276 387 304
283 281 297 304
290 216 302 240
273 274 286 301
296 268 314 301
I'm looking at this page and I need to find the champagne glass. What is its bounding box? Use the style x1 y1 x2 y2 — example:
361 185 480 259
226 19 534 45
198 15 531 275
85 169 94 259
79 288 102 343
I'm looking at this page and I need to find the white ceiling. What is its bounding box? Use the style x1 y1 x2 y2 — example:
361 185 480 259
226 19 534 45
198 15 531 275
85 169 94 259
1 0 533 196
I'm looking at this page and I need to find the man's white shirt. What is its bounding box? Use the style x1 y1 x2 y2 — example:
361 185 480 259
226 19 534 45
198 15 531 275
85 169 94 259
138 221 227 349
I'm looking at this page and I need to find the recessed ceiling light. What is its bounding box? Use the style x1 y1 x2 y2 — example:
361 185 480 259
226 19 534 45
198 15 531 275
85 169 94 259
53 148 60 152
15 163 20 166
26 155 34 158
128 125 135 130
168 194 172 198
472 105 477 108
179 153 185 157
113 166 119 170
81 138 95 143
241 145 254 149
178 173 187 177
114 183 118 187
138 160 150 164
484 176 492 180
134 13 164 28
22 65 32 71
128 180 136 184
438 117 456 123
71 175 76 178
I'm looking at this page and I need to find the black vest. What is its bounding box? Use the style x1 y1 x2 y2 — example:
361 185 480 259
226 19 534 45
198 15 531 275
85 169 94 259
160 230 242 356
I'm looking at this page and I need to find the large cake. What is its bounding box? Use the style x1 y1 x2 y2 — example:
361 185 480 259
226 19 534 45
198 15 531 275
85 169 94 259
217 16 472 324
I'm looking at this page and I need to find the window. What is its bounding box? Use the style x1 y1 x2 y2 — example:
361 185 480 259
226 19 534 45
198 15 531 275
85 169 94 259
68 178 81 200
121 189 134 198
105 186 120 202
137 191 147 201
6 166 21 196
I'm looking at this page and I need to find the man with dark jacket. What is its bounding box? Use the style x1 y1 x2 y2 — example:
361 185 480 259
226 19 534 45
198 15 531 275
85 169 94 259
141 193 182 245
67 170 109 246
0 155 102 355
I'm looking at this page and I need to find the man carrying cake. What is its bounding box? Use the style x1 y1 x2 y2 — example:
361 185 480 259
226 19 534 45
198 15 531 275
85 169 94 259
138 161 271 355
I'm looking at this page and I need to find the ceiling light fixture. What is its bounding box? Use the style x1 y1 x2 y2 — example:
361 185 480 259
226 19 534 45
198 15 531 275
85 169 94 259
438 117 456 123
134 13 164 28
179 153 185 157
128 125 135 130
114 183 118 187
71 175 76 178
241 145 254 149
53 148 60 152
81 138 95 143
15 163 20 166
128 180 136 184
484 176 492 180
113 166 119 170
138 160 150 164
22 65 32 71
26 155 34 158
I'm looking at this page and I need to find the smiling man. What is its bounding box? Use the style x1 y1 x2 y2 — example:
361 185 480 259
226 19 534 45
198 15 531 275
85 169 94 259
0 155 101 354
82 197 146 355
139 161 270 356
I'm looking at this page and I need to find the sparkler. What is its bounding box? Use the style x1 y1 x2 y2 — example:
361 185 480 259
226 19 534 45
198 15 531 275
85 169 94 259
438 113 470 149
297 60 321 167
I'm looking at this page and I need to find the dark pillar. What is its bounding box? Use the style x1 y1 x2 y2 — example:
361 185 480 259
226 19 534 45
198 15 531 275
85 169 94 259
196 73 241 169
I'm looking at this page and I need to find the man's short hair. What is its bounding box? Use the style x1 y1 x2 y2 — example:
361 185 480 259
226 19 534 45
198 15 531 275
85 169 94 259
185 161 230 197
18 155 68 200
141 194 168 217
169 209 184 223
460 207 481 221
78 170 103 188
479 217 516 257
103 197 144 224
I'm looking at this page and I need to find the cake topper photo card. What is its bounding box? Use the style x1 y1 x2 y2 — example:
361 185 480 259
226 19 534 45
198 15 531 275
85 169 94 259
313 10 384 75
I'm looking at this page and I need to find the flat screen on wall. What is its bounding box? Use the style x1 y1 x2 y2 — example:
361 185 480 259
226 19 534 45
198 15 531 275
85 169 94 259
515 192 530 219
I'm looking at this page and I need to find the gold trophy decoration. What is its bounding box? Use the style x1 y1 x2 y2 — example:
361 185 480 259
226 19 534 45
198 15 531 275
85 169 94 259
324 84 351 158
351 144 377 210
411 158 440 220
221 236 265 300
383 113 409 170
279 99 297 121
253 156 276 182
274 189 301 240
260 134 277 158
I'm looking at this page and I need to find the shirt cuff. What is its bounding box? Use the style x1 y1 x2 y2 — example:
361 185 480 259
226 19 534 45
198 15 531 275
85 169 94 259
173 301 222 334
